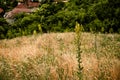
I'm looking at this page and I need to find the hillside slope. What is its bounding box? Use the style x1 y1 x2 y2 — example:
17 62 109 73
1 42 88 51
0 32 120 80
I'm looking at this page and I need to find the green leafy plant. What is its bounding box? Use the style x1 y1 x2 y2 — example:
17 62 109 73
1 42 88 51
74 22 83 80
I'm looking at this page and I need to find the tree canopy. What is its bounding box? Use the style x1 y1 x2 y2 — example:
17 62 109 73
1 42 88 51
0 0 120 39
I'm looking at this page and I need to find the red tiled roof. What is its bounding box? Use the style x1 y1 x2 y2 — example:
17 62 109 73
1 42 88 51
0 8 4 13
12 8 31 14
5 1 39 19
28 2 39 8
16 3 28 8
5 8 31 19
11 1 39 15
16 1 39 8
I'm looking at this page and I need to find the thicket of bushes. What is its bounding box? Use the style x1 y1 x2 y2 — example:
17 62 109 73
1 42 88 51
0 0 120 39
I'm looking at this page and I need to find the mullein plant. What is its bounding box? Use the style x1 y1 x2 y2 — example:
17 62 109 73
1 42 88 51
74 22 83 80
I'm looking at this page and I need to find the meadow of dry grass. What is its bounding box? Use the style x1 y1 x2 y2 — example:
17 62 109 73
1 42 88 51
0 32 120 80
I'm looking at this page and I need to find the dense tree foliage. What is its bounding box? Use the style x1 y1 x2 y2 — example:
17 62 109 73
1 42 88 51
0 0 18 11
0 18 10 39
0 0 120 39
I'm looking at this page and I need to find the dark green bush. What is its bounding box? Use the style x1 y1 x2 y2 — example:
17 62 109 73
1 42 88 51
0 18 10 39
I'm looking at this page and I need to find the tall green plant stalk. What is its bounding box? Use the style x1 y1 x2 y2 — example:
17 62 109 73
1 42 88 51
75 22 83 80
94 32 97 56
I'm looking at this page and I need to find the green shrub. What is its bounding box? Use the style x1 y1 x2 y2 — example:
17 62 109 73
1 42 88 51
0 18 10 39
75 22 83 80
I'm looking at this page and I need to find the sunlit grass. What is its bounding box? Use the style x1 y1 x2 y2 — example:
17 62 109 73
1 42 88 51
0 32 120 80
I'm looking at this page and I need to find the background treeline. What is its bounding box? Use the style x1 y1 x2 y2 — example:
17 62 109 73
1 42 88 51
0 0 120 39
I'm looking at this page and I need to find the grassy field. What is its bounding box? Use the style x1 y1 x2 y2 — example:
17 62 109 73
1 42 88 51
0 32 120 80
